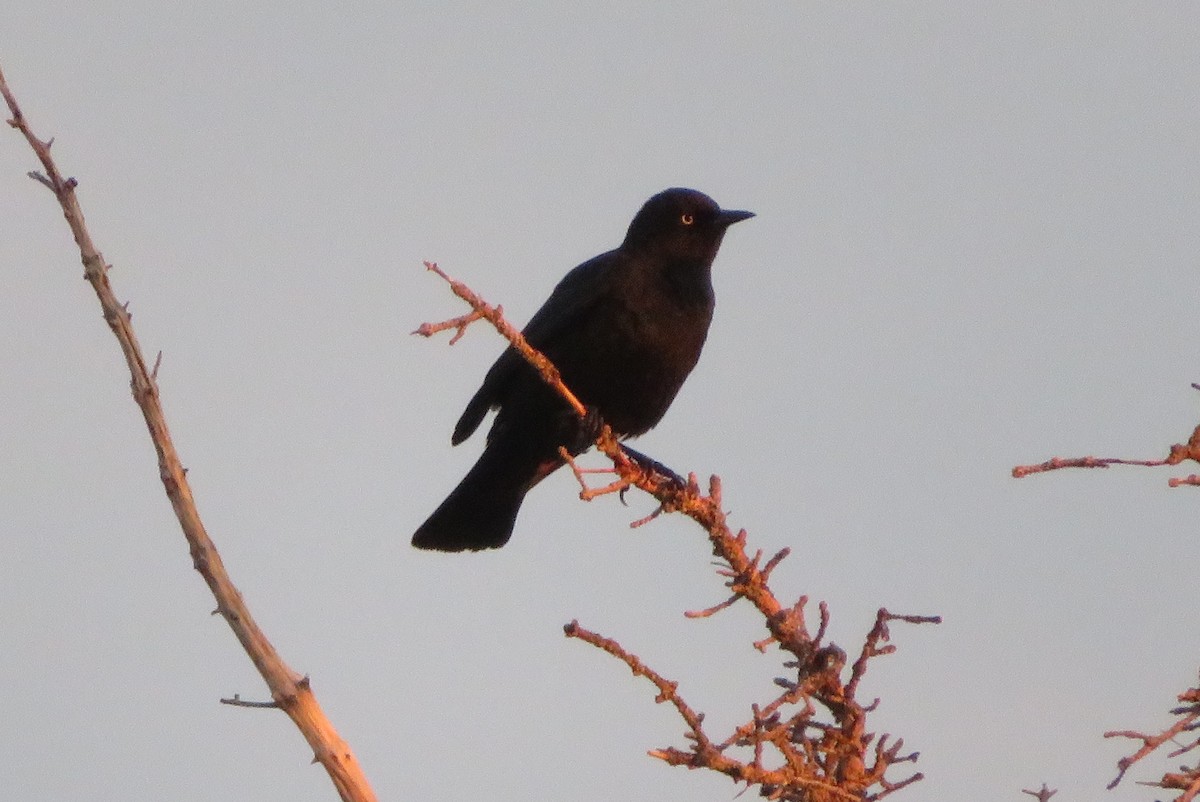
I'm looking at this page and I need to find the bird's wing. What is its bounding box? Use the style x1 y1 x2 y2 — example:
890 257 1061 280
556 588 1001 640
450 250 621 445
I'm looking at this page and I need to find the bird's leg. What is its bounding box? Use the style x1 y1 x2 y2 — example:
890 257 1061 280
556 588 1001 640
564 405 608 456
565 406 685 495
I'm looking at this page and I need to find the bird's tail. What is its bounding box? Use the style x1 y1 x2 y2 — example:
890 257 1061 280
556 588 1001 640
412 439 548 552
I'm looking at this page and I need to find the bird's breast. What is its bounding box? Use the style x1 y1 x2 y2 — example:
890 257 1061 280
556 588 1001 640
555 291 713 436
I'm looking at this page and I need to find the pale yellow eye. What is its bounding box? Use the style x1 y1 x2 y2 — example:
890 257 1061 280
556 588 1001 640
681 213 694 225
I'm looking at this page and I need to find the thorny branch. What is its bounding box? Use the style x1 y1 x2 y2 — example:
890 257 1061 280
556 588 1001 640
418 262 940 800
1 66 376 802
1105 675 1200 802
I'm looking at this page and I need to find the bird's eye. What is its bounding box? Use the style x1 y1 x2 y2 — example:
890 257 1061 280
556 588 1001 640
680 213 694 225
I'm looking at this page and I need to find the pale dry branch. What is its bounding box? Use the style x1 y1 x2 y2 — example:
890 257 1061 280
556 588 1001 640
2 66 376 802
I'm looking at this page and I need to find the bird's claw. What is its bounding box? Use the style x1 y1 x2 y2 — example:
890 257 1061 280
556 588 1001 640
619 444 686 487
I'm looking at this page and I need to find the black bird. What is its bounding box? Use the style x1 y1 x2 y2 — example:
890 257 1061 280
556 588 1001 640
412 188 753 551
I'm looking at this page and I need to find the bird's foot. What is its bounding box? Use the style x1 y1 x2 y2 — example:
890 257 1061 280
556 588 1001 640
618 444 685 487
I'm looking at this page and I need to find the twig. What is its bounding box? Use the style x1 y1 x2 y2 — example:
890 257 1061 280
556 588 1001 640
417 261 587 418
684 594 740 619
1012 419 1200 486
2 65 376 802
1011 455 1170 477
412 306 490 345
221 694 281 709
564 621 711 749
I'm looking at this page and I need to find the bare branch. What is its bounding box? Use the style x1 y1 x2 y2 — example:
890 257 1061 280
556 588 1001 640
1 65 376 802
1013 418 1200 486
1011 454 1170 476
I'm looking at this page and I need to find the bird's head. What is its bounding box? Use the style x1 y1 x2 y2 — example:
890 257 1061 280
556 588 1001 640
622 187 754 263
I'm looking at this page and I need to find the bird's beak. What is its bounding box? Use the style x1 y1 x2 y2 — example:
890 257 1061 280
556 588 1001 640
717 209 755 227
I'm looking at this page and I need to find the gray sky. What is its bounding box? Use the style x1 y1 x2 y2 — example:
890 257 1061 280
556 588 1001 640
3 4 1199 801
